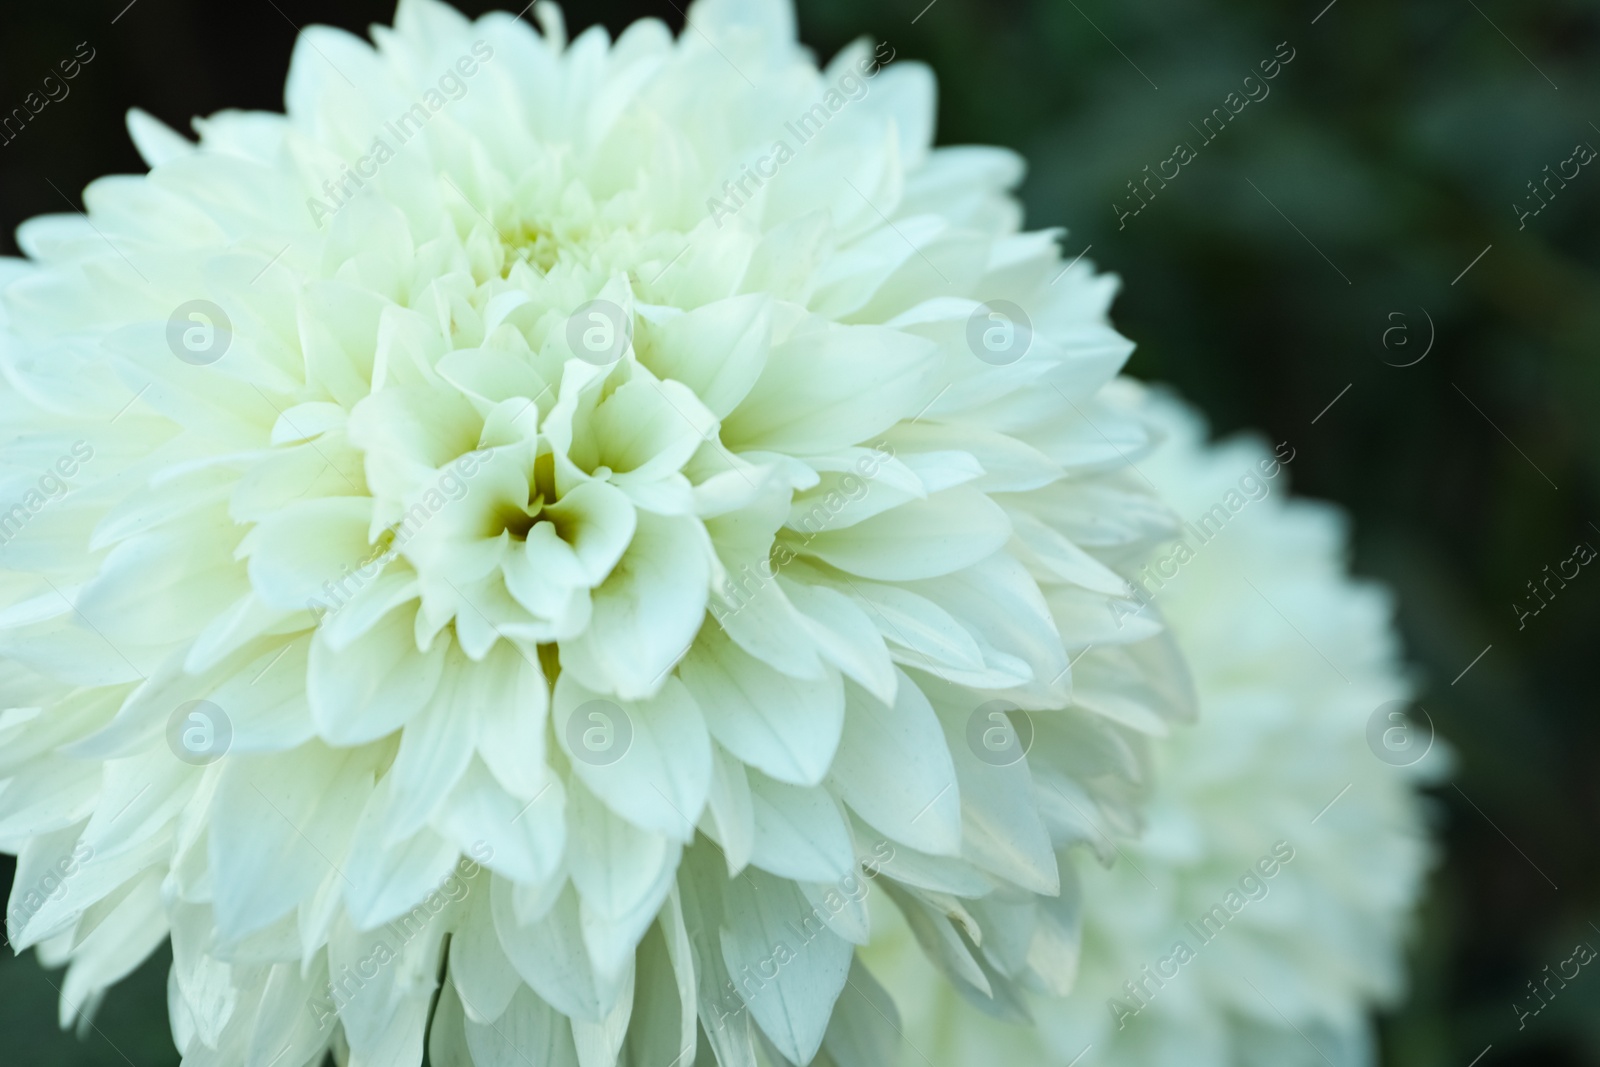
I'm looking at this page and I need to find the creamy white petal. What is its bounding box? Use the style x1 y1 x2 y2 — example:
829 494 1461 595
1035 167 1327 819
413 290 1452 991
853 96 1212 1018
210 744 377 940
678 624 844 787
720 866 853 1065
307 604 447 745
745 771 855 883
553 674 710 842
829 675 962 858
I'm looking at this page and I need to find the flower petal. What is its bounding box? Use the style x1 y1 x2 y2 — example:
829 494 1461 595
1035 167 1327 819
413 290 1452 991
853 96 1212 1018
678 625 844 787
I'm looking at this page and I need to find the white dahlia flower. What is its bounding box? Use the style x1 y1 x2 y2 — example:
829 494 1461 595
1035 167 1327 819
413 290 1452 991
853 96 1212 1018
862 387 1441 1067
0 1 1196 1064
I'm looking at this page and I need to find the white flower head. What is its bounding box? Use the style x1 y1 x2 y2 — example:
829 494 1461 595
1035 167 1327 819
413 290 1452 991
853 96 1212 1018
863 386 1442 1067
0 2 1193 1064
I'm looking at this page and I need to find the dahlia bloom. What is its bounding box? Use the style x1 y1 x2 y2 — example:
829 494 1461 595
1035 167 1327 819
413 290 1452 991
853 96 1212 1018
0 1 1193 1064
863 388 1441 1067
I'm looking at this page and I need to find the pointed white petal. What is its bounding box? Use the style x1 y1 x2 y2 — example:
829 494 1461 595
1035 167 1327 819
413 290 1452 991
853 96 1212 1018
553 674 710 842
679 624 844 787
719 867 852 1065
307 603 446 745
210 744 376 940
746 771 854 883
829 674 962 857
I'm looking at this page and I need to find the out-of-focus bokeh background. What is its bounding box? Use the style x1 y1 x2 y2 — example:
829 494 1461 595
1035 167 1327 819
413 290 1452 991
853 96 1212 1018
2 0 1597 1063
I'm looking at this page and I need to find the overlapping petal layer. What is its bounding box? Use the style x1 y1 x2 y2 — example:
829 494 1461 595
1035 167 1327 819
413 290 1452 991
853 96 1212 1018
0 2 1194 1064
864 388 1440 1067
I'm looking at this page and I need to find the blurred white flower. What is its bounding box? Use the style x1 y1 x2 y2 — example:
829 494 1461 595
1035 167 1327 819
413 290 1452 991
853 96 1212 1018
0 1 1193 1064
863 386 1442 1067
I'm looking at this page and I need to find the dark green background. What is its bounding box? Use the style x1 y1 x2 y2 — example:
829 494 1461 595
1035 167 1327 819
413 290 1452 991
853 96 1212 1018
2 1 1597 1063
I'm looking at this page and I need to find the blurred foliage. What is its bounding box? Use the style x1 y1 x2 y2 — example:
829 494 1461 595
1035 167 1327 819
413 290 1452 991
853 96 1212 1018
2 0 1598 1064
